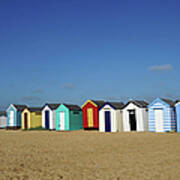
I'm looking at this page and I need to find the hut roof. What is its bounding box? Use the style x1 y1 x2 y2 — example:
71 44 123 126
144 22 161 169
123 100 149 109
46 103 61 110
0 111 7 117
160 98 175 107
14 105 28 111
175 99 180 105
91 100 105 107
28 107 42 113
108 102 124 110
63 104 81 111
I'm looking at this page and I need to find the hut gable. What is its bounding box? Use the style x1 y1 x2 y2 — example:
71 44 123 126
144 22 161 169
123 100 149 109
100 102 124 110
42 105 52 112
44 103 61 111
7 104 27 112
148 98 174 109
82 100 105 108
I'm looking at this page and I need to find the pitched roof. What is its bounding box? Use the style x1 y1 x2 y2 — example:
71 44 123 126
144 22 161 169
0 111 7 117
175 99 180 105
123 100 149 109
46 103 61 110
134 100 149 108
108 102 124 110
160 98 175 107
91 100 105 107
13 105 28 111
63 104 81 111
28 107 42 112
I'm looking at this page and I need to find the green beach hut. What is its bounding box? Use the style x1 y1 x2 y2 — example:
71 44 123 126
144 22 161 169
56 104 83 131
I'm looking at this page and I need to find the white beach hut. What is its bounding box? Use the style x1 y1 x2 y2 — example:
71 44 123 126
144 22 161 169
42 103 60 130
99 102 124 132
122 100 149 132
0 112 7 129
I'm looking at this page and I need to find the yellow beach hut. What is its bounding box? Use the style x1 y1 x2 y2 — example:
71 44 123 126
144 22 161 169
21 107 42 129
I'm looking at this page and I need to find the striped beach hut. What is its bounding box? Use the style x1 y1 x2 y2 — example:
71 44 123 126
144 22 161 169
148 98 176 132
21 107 42 129
99 102 124 132
175 100 180 132
122 100 149 132
82 100 105 130
42 103 60 130
56 104 83 131
6 104 27 129
0 112 7 129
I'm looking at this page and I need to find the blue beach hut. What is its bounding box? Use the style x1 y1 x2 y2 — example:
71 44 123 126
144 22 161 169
148 98 176 132
175 100 180 132
6 104 28 129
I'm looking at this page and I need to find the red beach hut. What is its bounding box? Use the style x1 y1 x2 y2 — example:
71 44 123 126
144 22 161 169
81 100 105 130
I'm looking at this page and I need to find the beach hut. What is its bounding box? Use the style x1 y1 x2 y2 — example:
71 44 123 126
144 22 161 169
0 112 7 129
42 103 60 130
21 107 42 130
175 100 180 132
82 100 105 130
148 98 176 132
56 104 83 131
6 104 27 129
122 100 149 132
99 102 124 132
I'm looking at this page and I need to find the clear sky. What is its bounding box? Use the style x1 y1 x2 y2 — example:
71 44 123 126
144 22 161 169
0 0 180 110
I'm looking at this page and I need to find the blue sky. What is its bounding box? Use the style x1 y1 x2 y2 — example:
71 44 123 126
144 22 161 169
0 0 180 110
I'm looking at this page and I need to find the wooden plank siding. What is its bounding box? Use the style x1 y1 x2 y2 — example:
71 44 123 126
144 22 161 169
21 108 42 130
148 98 176 132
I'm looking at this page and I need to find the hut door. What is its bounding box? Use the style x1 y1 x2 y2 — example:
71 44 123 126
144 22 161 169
24 113 28 129
9 111 14 126
45 111 50 129
105 111 111 132
129 110 137 131
60 112 65 130
155 109 163 132
87 108 93 127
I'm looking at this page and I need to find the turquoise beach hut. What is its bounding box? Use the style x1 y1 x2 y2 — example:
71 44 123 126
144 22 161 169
56 104 83 131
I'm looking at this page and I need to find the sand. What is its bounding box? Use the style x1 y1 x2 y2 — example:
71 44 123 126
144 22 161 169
0 130 180 180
